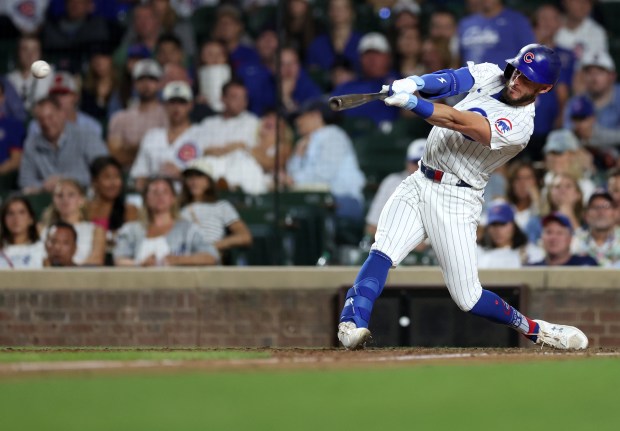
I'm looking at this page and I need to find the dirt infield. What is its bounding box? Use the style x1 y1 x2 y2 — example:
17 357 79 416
1 346 618 376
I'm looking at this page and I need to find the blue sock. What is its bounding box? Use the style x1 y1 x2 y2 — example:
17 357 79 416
340 250 392 328
469 290 539 342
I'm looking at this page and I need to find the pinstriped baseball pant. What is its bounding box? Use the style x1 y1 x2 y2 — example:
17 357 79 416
372 169 485 311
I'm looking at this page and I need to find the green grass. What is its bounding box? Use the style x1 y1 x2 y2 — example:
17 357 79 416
0 357 618 431
0 348 269 363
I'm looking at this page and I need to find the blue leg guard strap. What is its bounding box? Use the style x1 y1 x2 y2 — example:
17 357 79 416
340 250 392 328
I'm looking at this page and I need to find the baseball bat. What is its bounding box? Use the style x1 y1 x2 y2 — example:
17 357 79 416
329 92 388 111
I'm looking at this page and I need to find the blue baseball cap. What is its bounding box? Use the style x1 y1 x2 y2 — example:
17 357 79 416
568 96 595 119
487 202 515 224
542 212 573 233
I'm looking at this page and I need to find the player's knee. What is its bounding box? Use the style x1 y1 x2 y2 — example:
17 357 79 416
446 280 482 312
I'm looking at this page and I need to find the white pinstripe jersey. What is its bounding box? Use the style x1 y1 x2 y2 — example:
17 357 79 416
423 62 535 190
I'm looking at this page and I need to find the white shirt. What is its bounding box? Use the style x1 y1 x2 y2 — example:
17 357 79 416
180 201 240 244
0 242 45 269
201 111 260 150
130 125 204 179
423 62 534 190
41 222 95 265
554 17 608 60
477 243 544 268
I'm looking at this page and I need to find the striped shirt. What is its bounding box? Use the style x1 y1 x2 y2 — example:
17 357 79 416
180 201 241 244
423 62 535 190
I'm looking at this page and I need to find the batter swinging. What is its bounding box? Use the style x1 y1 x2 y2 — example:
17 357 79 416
338 44 589 350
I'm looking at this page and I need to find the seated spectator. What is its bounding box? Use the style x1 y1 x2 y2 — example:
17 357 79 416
155 33 188 71
131 81 203 191
306 0 362 73
390 0 421 34
28 72 102 138
197 39 232 113
252 109 293 187
394 27 424 78
284 0 318 60
573 191 620 267
554 0 607 61
18 97 108 194
529 212 598 266
505 161 541 233
43 221 78 267
6 35 54 112
458 0 534 66
428 8 459 62
0 82 25 176
107 59 168 170
331 32 399 125
150 0 196 59
114 177 219 266
80 45 123 126
477 201 544 268
40 178 106 266
365 138 425 237
41 0 112 73
114 2 160 67
329 58 356 91
0 77 27 124
200 79 266 194
608 168 620 224
86 156 139 265
179 160 252 256
286 98 366 220
211 4 260 72
0 196 44 269
565 51 620 150
279 47 322 116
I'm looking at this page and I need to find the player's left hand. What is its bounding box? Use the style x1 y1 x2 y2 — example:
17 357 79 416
384 92 418 110
389 76 425 95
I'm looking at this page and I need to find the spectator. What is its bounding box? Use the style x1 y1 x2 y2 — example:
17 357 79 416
199 79 266 194
286 98 366 220
131 81 203 191
365 138 425 237
0 196 44 269
179 159 252 256
252 109 294 186
458 0 534 66
279 47 323 116
150 0 197 59
41 0 112 73
306 0 362 73
118 43 154 109
529 212 598 266
28 72 103 138
0 77 27 124
18 97 108 194
331 32 399 125
80 45 123 127
40 178 106 266
6 35 54 112
0 82 25 176
607 169 620 223
394 27 424 78
329 58 357 91
86 156 139 264
505 161 541 234
477 201 544 268
284 0 318 60
43 221 78 267
114 2 160 67
565 51 620 150
573 191 620 267
197 39 232 113
211 4 260 72
420 37 456 75
554 0 607 61
428 8 459 62
155 33 187 70
114 177 219 266
107 59 168 170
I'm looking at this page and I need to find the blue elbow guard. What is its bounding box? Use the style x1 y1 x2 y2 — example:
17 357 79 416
419 67 474 100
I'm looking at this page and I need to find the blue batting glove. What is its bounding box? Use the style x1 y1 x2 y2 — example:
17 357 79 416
384 92 418 110
389 76 425 95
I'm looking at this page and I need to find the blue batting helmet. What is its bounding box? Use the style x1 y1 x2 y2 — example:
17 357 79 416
504 44 561 85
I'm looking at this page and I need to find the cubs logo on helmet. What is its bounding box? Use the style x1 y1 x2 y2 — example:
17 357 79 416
494 118 512 135
504 44 561 85
523 52 534 63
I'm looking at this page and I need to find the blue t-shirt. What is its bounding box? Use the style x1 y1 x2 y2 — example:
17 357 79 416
458 8 535 66
332 76 400 125
529 255 598 266
0 117 26 164
306 32 363 73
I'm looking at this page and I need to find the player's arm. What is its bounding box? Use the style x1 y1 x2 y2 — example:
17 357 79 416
384 93 491 147
386 67 475 99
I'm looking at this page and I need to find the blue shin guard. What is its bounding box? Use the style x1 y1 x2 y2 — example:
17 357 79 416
340 250 393 328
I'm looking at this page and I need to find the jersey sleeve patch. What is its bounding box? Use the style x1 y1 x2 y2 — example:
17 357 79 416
494 118 513 135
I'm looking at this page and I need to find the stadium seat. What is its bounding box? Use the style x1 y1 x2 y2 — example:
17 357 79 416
24 192 53 221
0 171 18 202
191 6 218 45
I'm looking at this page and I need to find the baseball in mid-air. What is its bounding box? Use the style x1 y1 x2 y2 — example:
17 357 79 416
31 60 51 79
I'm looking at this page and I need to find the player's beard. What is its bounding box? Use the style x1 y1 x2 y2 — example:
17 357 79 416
500 86 537 106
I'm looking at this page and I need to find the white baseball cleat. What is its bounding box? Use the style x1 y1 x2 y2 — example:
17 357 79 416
338 321 371 350
533 319 589 350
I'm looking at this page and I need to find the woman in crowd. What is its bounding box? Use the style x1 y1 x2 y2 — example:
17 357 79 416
394 26 424 78
179 160 252 257
80 47 122 127
478 201 544 268
114 177 219 266
505 161 541 234
252 109 294 185
284 0 319 60
0 196 44 269
40 179 106 266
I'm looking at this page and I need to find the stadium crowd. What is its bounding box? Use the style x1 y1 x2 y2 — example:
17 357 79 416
0 0 619 268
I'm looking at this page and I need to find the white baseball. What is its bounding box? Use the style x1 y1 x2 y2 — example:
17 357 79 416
31 60 51 79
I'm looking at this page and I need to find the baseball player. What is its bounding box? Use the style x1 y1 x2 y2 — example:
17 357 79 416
338 44 589 350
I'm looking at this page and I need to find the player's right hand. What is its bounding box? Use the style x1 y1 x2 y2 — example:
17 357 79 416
384 92 418 110
389 76 425 95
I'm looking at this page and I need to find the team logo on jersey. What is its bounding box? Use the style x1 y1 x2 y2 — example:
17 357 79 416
523 52 535 63
494 118 513 135
461 108 488 141
16 1 36 17
177 142 198 162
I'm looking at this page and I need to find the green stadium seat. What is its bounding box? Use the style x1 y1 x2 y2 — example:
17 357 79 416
340 116 376 139
24 192 53 221
0 171 18 202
